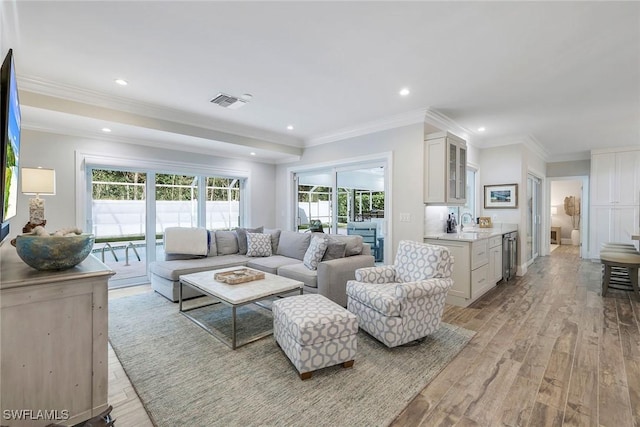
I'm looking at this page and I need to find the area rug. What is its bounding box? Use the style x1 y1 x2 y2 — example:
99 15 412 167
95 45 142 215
109 292 475 427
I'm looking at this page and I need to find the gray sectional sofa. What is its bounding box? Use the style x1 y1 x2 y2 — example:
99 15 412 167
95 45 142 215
149 227 375 307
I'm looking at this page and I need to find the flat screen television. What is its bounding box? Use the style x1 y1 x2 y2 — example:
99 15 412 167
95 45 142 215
1 49 21 244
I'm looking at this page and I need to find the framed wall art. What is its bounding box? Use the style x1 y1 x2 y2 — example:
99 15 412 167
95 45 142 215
484 184 518 209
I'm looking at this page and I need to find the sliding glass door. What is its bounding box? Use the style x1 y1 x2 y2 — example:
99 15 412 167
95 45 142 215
293 162 387 263
88 165 245 288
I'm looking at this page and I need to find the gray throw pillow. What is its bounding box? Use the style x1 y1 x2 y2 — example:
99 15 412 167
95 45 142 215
235 226 264 255
322 241 347 261
215 230 239 255
246 233 272 257
303 235 329 270
277 231 311 261
263 228 281 254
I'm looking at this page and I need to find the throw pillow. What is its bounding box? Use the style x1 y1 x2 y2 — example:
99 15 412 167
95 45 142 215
263 228 281 254
235 226 264 255
246 233 272 257
322 241 347 261
215 230 239 255
303 235 328 270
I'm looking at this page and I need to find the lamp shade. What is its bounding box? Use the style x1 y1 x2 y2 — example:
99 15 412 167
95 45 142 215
21 167 56 195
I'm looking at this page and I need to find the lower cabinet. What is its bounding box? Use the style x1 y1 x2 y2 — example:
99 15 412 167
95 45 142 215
1 250 113 427
488 235 503 284
425 237 497 307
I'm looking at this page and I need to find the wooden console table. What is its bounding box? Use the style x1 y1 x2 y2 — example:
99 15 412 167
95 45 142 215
1 245 114 426
550 227 561 245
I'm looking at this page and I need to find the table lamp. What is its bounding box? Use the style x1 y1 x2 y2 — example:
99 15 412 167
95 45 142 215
21 167 56 232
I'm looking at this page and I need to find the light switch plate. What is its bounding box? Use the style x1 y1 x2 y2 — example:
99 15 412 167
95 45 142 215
400 213 411 222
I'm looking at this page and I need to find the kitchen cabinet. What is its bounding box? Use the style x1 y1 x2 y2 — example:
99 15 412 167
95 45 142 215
1 247 114 427
488 235 503 284
589 148 640 257
424 238 492 307
591 151 640 206
424 131 467 205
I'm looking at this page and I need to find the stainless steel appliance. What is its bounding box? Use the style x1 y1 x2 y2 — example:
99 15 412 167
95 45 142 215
503 231 518 281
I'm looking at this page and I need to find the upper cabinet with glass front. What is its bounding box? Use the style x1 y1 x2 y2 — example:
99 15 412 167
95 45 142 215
424 132 467 205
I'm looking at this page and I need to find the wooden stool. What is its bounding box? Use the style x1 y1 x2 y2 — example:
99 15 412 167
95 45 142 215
600 252 640 300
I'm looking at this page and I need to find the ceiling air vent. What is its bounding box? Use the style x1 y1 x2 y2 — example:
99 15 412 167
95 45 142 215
210 92 249 110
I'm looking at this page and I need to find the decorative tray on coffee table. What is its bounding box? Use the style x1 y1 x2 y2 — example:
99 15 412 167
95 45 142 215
214 268 265 285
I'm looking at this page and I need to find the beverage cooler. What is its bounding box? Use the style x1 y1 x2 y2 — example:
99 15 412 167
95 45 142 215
503 231 518 281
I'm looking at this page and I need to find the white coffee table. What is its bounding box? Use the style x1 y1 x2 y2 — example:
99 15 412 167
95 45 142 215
179 267 303 349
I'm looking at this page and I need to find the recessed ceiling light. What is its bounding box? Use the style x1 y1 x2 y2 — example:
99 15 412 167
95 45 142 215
250 152 256 156
101 127 112 133
287 125 294 130
399 88 410 96
477 127 486 132
114 79 128 86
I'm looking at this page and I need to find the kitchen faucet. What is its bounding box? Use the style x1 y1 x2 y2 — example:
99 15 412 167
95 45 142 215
459 212 474 230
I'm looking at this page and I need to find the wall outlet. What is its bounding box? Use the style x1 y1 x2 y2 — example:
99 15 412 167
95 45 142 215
400 213 411 222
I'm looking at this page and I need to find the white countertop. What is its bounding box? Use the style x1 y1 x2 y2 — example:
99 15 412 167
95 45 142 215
425 223 518 242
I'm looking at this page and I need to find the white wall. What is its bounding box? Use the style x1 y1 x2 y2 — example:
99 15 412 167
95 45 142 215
547 160 590 177
478 144 523 224
275 123 424 257
550 180 582 241
9 129 277 238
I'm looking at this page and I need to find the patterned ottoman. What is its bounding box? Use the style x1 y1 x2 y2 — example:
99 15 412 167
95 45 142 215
272 294 358 380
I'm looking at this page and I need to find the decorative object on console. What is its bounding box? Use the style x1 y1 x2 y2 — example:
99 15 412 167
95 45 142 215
12 226 95 270
21 166 55 232
478 216 492 228
484 183 518 209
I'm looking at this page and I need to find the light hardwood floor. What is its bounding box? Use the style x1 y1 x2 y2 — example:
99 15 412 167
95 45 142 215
107 245 639 426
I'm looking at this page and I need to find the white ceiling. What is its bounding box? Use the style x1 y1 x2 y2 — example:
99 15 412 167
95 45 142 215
2 1 638 163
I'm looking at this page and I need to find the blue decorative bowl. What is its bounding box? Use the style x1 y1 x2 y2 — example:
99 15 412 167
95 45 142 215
13 234 95 271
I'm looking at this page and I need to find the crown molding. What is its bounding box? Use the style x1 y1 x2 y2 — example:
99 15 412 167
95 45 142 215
423 109 474 140
17 75 304 148
305 108 428 147
478 134 550 161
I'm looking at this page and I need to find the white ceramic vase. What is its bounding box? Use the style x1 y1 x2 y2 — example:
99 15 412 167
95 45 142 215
571 229 580 246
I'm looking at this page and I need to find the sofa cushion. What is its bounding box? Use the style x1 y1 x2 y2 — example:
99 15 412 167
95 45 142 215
246 255 300 275
263 228 281 254
235 226 264 255
149 254 249 281
346 281 401 316
277 231 311 261
278 263 318 289
215 230 239 255
246 232 272 257
303 235 328 270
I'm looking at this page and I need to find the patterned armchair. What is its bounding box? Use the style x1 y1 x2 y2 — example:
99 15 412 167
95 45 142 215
346 240 454 347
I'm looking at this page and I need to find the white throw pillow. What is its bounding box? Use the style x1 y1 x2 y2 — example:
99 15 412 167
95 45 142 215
303 235 328 270
246 233 273 257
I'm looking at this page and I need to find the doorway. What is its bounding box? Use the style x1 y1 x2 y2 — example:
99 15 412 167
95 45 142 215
548 176 588 258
